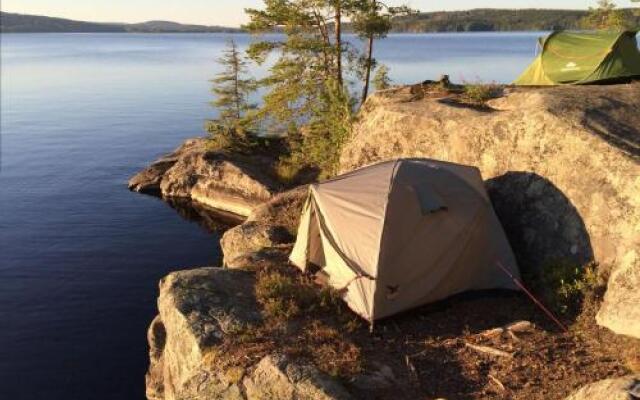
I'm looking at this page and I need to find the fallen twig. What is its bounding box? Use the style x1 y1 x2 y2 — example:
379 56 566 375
488 374 506 391
506 320 534 333
404 355 419 383
507 330 520 342
480 327 505 338
465 342 513 358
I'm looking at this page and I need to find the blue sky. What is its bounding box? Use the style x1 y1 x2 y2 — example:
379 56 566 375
2 0 638 27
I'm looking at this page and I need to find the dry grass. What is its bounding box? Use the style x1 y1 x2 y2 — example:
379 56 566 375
248 186 308 236
211 262 363 379
463 82 503 105
202 253 637 399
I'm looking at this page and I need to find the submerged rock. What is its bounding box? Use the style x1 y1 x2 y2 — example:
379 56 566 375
129 138 280 217
341 83 640 338
145 267 352 400
564 375 640 400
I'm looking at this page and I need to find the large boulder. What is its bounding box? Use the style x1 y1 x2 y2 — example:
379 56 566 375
146 267 352 400
129 138 280 216
564 375 640 400
242 355 352 400
146 267 260 400
340 83 640 338
161 152 278 216
220 222 293 269
129 138 206 194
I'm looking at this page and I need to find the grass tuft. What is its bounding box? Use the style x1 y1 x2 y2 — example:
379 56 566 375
462 82 503 105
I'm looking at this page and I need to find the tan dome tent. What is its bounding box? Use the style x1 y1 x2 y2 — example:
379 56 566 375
514 30 640 86
289 159 520 322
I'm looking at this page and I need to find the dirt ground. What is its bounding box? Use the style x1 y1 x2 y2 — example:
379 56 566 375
216 256 638 400
348 289 637 400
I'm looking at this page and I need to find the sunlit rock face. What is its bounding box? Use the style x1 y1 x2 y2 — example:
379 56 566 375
145 267 352 400
129 138 279 217
341 83 640 338
563 375 640 400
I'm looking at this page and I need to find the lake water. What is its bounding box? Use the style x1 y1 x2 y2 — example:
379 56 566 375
0 32 542 399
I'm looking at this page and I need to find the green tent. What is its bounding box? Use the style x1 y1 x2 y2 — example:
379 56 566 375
514 31 640 86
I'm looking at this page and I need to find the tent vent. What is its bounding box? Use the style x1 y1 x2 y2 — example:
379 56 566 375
385 285 400 300
411 185 447 215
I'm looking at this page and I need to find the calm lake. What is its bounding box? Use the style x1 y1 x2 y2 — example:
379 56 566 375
0 32 542 399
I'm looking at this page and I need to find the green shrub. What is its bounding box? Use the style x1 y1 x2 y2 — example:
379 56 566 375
462 82 503 105
532 262 601 316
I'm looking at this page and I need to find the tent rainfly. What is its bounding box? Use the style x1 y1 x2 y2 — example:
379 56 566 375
514 30 640 86
289 159 521 322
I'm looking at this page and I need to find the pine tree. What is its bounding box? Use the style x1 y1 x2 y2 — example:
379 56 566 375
372 64 392 91
244 0 358 178
207 39 256 152
244 0 400 178
352 2 412 103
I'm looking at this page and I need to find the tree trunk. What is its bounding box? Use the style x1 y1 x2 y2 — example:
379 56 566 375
361 34 374 104
334 1 343 87
233 44 241 120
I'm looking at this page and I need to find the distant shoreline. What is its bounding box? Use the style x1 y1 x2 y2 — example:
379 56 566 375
2 9 638 34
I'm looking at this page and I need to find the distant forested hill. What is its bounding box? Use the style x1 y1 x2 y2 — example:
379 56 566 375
391 8 640 32
2 9 638 34
0 12 240 33
0 12 125 32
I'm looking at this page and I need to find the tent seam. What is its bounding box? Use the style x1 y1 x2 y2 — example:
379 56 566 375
368 159 402 321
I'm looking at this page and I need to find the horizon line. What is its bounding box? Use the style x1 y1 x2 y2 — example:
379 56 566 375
0 7 605 29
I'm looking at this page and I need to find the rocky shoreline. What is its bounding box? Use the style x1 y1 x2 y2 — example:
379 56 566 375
128 138 281 217
131 83 640 399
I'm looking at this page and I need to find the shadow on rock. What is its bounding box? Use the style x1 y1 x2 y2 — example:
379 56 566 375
486 171 595 323
165 197 243 233
486 171 594 275
581 96 640 160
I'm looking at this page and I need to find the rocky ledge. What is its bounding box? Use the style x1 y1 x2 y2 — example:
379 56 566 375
341 82 640 339
129 138 280 217
146 267 352 400
145 83 640 400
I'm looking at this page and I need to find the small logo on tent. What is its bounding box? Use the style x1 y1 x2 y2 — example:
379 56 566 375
561 62 581 72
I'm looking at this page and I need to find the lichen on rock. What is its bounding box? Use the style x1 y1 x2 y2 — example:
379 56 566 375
146 267 352 400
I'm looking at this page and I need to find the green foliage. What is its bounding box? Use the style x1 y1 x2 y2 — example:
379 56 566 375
463 82 503 105
351 1 413 102
372 64 392 91
305 80 355 178
390 8 640 32
581 0 628 30
532 262 601 316
207 39 257 153
255 268 345 322
244 1 367 179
